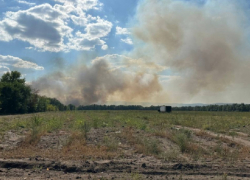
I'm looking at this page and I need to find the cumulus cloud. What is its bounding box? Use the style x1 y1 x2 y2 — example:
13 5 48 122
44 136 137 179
67 31 107 51
0 0 111 52
85 17 113 39
121 37 133 45
101 44 108 50
0 4 71 52
0 55 44 70
116 26 130 35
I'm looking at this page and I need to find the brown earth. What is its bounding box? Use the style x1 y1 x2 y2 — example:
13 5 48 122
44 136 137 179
1 126 250 179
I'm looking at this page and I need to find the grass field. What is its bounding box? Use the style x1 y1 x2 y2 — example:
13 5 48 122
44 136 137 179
1 110 250 179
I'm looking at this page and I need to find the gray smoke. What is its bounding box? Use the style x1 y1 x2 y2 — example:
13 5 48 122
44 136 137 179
32 0 250 104
32 58 162 105
132 0 250 103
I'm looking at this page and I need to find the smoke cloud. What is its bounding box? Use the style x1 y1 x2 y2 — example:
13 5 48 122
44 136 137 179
32 0 250 105
132 0 250 103
32 57 162 105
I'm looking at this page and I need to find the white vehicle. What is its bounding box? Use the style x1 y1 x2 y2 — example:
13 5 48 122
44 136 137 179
158 106 172 113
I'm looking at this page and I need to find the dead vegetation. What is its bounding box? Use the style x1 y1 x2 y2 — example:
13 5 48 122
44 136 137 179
1 111 250 179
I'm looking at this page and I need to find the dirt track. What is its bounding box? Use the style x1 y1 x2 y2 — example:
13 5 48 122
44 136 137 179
1 158 250 179
175 125 250 148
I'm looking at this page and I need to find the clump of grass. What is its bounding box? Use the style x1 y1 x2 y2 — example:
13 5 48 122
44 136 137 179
172 129 192 153
221 173 228 180
74 119 90 139
174 133 189 153
65 131 86 147
194 130 211 137
46 117 63 133
26 116 43 144
122 128 161 156
142 138 162 155
92 118 99 129
131 172 144 180
202 124 211 130
103 135 119 152
160 150 179 161
228 131 237 138
139 121 147 131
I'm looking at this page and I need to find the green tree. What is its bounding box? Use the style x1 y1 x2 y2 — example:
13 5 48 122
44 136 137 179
36 96 49 112
68 104 76 111
0 71 31 114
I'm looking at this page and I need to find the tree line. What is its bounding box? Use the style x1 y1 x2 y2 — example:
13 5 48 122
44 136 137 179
172 104 250 112
1 71 250 114
0 71 70 114
77 104 160 110
77 104 250 112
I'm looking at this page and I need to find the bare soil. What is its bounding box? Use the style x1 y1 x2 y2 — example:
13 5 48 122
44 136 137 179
1 126 250 179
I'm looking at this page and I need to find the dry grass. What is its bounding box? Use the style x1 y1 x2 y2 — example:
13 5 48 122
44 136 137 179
121 128 162 156
1 110 250 162
1 132 116 160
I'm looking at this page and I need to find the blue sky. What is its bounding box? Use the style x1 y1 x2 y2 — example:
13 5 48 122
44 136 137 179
1 0 250 105
0 0 138 80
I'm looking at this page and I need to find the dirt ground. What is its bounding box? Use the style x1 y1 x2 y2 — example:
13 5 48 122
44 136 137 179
1 158 250 180
1 114 250 179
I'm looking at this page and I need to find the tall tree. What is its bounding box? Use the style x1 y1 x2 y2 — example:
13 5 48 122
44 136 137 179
0 71 31 114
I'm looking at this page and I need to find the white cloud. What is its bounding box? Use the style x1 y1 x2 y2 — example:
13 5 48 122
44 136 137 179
17 0 36 6
67 17 112 51
0 55 44 70
67 31 106 51
0 66 10 75
116 26 130 35
101 44 108 50
0 4 71 52
121 37 133 45
54 0 102 11
0 1 111 52
85 17 113 39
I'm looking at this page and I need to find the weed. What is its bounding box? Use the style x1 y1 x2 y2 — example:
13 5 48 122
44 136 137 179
93 118 99 129
178 174 183 180
172 130 191 153
228 131 237 138
46 117 63 133
131 172 143 180
160 150 179 161
28 116 43 144
103 136 119 152
221 173 228 180
74 119 90 139
143 138 162 155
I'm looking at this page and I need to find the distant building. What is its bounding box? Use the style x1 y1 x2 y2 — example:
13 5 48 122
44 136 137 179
158 106 172 113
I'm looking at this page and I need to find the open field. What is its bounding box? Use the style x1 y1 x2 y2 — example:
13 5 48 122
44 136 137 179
1 111 250 179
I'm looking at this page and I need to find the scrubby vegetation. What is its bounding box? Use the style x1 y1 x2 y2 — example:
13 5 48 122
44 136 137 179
1 110 250 161
1 110 250 179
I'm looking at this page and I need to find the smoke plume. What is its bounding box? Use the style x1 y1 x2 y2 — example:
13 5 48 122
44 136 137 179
132 0 250 103
32 0 250 104
32 57 162 105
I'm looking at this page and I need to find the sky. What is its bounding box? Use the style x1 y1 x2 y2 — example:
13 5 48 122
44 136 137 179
0 0 137 78
1 0 250 105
